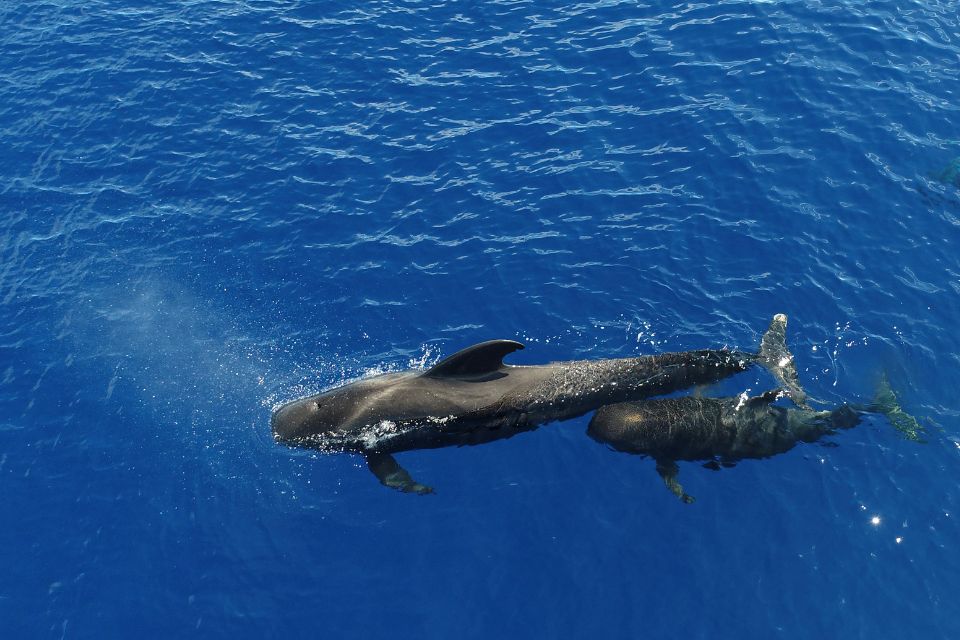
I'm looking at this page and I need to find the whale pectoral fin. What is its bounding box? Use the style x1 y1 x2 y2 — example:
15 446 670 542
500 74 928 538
364 452 434 495
655 459 695 504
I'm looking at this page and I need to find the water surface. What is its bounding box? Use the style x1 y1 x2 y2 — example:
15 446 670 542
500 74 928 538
1 0 959 637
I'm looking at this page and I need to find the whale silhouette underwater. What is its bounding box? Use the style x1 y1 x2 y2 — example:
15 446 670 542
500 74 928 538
587 373 920 503
273 314 804 494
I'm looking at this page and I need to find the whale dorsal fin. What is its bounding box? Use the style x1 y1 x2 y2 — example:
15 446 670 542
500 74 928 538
747 389 784 408
423 340 524 378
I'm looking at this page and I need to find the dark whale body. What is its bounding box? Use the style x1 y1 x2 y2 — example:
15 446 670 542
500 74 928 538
272 315 797 493
588 391 861 503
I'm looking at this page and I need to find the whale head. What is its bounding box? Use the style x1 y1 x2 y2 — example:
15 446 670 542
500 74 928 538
271 372 410 449
271 395 326 443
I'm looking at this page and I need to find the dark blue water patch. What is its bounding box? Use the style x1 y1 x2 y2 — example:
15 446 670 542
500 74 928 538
3 0 960 637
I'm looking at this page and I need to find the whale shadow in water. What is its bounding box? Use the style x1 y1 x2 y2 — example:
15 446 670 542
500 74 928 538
936 157 960 188
272 315 799 494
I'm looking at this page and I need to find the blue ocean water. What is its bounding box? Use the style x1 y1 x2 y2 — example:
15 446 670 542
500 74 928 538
2 0 959 637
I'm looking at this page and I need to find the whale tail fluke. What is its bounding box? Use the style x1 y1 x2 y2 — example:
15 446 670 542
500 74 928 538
758 314 809 408
869 373 925 442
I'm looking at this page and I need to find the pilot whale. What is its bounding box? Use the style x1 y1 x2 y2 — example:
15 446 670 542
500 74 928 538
272 314 799 494
588 391 856 503
587 377 919 503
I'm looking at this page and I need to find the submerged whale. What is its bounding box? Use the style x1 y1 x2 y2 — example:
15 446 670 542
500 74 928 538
587 378 919 503
272 314 799 494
